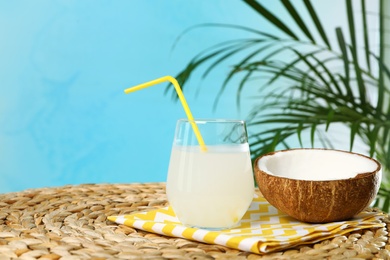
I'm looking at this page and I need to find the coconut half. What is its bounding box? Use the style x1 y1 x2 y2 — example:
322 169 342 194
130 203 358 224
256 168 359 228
254 149 382 223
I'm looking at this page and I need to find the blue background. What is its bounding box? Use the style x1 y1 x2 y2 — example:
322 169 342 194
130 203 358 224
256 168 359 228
0 1 353 193
1 1 270 192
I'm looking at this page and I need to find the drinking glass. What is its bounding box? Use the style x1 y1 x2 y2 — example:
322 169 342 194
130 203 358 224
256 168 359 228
166 119 254 229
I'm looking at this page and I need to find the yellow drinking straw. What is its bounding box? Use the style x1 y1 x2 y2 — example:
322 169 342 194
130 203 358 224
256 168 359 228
124 75 207 152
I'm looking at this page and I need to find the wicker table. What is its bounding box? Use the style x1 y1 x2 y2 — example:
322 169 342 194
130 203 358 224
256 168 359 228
0 183 390 259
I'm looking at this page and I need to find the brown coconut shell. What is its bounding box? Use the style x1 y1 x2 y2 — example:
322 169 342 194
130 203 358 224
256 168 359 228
254 149 382 223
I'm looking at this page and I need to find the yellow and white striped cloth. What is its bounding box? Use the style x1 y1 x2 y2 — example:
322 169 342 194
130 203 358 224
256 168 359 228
107 195 385 254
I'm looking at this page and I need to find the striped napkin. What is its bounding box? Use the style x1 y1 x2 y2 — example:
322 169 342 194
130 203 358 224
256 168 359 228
107 195 385 254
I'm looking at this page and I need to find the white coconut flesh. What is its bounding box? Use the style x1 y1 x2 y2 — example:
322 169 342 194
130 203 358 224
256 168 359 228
257 149 378 181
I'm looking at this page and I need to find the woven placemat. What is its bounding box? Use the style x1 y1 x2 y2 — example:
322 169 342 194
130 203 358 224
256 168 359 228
0 183 389 259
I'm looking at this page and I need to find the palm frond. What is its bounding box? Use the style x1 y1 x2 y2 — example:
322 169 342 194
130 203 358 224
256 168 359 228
173 0 390 212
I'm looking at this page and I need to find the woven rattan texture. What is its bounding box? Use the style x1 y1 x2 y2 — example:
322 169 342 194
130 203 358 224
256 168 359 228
0 183 390 260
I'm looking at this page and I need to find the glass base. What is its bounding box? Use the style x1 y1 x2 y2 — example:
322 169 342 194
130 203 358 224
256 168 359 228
185 222 240 231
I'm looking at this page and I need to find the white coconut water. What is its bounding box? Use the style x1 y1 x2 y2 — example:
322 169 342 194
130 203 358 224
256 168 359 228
257 149 379 181
166 144 254 228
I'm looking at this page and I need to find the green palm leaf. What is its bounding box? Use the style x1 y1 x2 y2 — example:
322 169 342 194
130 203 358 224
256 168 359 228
281 0 315 43
303 0 331 48
376 0 385 117
361 0 371 73
243 0 298 40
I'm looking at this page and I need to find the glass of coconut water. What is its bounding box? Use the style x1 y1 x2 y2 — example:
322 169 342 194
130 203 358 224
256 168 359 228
166 119 254 229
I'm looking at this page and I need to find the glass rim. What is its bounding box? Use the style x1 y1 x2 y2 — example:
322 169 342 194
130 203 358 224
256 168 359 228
177 118 245 124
